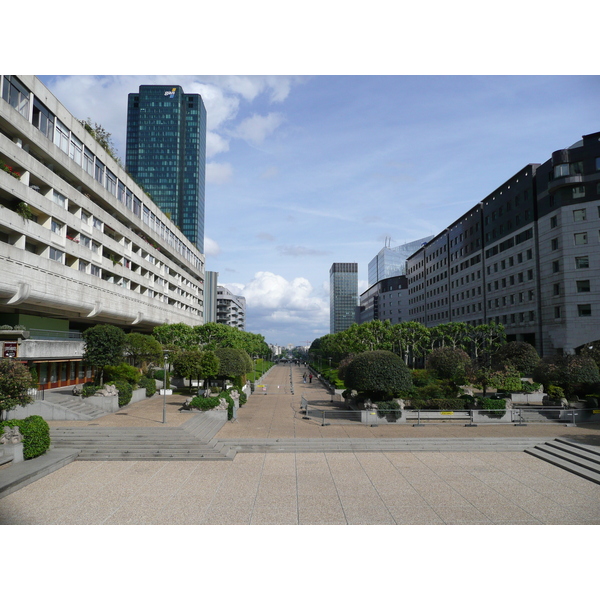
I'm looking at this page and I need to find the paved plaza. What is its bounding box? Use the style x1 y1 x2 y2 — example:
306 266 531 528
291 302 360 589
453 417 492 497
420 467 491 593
1 365 599 525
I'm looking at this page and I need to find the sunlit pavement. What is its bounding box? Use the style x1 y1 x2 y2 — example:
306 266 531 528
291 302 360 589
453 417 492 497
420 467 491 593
1 365 599 525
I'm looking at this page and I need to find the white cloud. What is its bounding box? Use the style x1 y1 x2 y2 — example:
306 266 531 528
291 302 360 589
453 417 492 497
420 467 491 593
206 162 233 184
232 113 285 144
206 131 229 158
204 237 221 256
222 271 329 318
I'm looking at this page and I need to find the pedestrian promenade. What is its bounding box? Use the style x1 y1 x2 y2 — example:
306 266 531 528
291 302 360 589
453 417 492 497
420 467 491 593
0 365 599 524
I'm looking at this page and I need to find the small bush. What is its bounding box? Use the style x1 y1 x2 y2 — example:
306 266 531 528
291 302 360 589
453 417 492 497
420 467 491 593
103 363 141 386
139 376 156 396
376 400 402 422
189 396 220 411
113 381 133 407
81 384 98 398
547 385 565 400
153 369 170 387
1 415 50 459
480 397 506 418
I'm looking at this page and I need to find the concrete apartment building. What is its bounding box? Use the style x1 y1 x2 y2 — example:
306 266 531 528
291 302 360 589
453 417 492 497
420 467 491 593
0 75 206 389
216 285 246 330
406 132 600 356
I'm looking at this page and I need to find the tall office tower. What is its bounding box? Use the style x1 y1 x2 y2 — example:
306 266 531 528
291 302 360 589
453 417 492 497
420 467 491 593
126 85 207 252
330 263 358 334
368 235 434 286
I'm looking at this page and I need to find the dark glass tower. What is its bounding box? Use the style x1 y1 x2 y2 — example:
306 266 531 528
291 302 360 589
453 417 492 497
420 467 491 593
126 85 206 252
330 262 358 334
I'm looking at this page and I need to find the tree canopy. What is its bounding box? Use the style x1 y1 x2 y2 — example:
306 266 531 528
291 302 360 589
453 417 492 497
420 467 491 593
82 324 126 384
0 359 34 417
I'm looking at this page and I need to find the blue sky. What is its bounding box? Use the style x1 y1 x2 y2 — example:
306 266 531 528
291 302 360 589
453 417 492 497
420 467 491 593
36 74 600 347
17 4 597 349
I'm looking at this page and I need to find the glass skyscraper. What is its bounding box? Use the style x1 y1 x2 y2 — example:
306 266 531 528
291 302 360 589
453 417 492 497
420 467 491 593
126 85 207 252
330 263 358 334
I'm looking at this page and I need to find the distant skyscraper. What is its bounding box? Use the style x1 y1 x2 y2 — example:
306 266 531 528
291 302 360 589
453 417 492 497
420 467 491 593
126 85 207 252
330 263 358 334
368 236 434 286
204 271 219 323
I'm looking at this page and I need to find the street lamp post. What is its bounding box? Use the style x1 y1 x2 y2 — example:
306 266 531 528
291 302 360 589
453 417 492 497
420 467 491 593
162 350 169 424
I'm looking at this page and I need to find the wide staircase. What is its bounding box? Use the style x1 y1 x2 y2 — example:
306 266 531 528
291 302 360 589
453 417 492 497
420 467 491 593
50 412 233 461
43 394 108 420
525 438 600 484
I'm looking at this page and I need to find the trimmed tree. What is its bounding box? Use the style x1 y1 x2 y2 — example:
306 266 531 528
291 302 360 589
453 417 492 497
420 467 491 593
343 350 412 403
214 348 252 385
493 341 540 376
82 324 126 385
426 347 471 384
172 349 220 393
0 359 34 419
124 333 163 370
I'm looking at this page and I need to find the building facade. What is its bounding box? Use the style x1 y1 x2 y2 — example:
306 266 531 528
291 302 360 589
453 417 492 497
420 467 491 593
358 275 408 325
368 236 433 286
204 270 218 324
0 75 205 389
126 85 207 252
406 132 600 356
216 285 246 330
329 262 358 334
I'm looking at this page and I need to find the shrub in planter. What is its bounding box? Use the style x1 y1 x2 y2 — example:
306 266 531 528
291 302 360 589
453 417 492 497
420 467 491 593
153 369 170 387
139 376 156 396
376 400 402 422
1 415 50 459
426 347 472 384
493 341 540 376
112 380 133 407
189 396 220 411
103 363 141 386
81 384 98 398
480 397 507 418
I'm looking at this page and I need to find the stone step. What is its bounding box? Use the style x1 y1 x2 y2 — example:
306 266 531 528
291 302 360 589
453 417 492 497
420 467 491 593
528 442 600 476
545 440 600 466
525 446 600 485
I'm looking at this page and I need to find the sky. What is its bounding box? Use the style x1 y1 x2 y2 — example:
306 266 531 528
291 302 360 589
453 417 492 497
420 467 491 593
15 3 600 350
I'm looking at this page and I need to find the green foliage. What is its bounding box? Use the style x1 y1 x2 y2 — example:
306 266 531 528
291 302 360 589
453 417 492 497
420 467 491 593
112 381 133 407
493 341 540 375
534 355 600 397
124 333 163 368
152 323 196 351
0 359 34 415
547 385 565 400
1 415 50 459
520 381 541 394
408 397 467 410
487 366 522 393
426 347 471 383
189 396 220 411
376 400 402 421
82 324 126 383
153 370 171 387
139 376 156 396
214 348 251 381
103 363 141 386
81 384 98 398
344 350 412 402
79 118 122 165
480 397 507 418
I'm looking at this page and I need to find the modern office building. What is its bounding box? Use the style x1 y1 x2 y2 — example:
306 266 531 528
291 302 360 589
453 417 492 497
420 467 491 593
368 236 433 286
216 285 246 330
126 85 207 252
204 270 219 324
330 262 358 334
358 275 408 325
0 75 205 389
406 132 600 357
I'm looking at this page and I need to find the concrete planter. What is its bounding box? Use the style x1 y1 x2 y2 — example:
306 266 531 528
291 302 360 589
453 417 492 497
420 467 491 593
510 392 544 405
84 395 119 413
129 388 147 404
405 410 471 421
361 410 406 424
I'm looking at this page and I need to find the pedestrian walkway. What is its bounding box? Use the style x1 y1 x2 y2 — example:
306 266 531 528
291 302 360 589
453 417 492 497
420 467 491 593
0 365 599 524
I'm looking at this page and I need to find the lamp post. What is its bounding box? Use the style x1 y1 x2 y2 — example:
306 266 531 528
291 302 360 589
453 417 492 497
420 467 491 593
162 350 169 424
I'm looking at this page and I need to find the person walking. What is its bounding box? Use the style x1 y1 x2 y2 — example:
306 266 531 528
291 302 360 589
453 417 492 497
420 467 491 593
303 372 307 384
309 373 313 384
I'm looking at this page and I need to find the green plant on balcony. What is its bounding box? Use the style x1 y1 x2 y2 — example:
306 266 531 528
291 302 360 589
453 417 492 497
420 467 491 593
15 201 33 220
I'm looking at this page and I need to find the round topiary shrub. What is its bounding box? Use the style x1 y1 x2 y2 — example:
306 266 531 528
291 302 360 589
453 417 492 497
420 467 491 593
344 350 412 403
494 341 540 375
426 347 471 383
1 415 50 459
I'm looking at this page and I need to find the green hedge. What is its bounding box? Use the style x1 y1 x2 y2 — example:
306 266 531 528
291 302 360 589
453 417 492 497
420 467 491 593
139 376 156 397
112 380 133 407
189 396 220 411
1 415 50 459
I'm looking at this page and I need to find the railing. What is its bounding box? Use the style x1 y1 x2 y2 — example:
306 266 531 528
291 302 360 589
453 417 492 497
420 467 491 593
27 329 83 340
298 405 600 427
